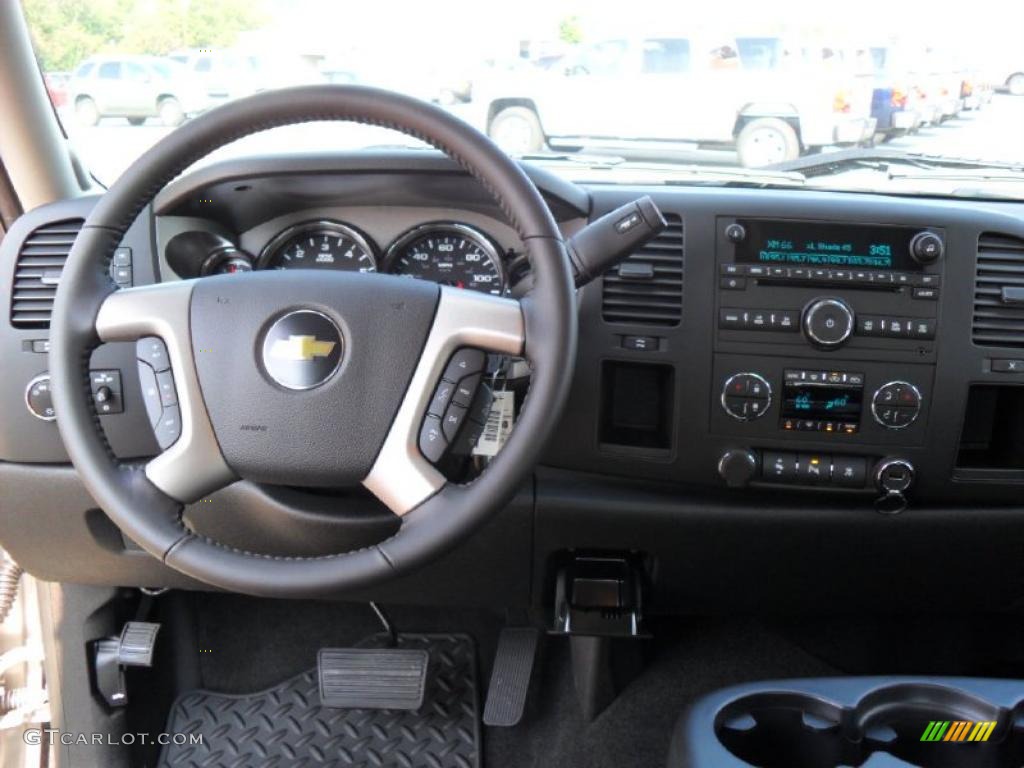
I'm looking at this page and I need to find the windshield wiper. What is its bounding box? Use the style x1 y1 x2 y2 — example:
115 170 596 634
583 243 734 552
521 153 805 187
768 148 1024 178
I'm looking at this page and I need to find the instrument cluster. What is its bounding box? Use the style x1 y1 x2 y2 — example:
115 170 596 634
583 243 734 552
197 219 509 296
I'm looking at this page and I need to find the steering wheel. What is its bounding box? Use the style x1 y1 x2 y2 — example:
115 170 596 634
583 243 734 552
50 86 577 598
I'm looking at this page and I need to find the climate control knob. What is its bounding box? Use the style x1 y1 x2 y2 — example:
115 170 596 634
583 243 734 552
871 381 922 429
803 298 854 348
721 373 772 421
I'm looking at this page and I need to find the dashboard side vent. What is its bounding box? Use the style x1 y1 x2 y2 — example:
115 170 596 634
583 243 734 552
602 213 684 326
10 218 83 328
973 232 1024 348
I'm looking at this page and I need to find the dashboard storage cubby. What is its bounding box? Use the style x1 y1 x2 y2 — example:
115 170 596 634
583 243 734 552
670 677 1024 768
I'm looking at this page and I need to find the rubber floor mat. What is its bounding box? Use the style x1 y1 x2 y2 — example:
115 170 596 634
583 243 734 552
159 633 480 768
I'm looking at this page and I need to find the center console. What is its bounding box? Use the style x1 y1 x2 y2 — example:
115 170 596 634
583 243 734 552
712 216 944 498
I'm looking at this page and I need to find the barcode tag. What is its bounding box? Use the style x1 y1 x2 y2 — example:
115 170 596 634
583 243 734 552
473 390 514 457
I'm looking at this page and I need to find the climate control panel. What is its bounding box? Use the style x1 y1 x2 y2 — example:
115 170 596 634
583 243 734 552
712 354 934 448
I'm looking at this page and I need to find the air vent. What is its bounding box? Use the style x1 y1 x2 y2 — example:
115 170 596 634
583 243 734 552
973 232 1024 347
10 218 83 328
602 214 684 326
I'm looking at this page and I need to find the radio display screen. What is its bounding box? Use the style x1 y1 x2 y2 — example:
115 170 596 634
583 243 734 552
733 220 921 271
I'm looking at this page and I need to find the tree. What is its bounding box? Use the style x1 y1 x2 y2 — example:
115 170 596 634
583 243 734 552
22 0 267 71
558 15 583 45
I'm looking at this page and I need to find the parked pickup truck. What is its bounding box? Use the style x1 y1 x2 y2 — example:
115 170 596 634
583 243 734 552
475 35 876 167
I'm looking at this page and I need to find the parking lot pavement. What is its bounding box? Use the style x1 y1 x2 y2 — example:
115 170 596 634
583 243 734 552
886 93 1024 163
62 95 1023 185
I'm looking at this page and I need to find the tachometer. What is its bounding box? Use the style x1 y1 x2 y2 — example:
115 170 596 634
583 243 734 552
259 221 377 272
384 223 505 295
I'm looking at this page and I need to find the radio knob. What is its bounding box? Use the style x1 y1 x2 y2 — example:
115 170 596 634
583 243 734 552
803 298 854 348
718 448 759 488
721 372 772 421
909 231 944 264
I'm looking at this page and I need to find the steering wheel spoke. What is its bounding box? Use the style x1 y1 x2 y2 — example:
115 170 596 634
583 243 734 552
363 286 524 516
96 282 235 502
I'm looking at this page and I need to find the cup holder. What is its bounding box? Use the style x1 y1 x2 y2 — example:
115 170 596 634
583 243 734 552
714 684 1024 768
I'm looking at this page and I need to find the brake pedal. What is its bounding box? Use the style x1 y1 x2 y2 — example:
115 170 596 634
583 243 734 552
483 627 539 726
317 647 429 710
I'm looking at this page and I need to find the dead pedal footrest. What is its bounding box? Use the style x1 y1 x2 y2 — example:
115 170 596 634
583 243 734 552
317 646 429 710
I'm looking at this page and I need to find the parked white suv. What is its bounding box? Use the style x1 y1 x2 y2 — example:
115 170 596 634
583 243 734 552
69 55 211 127
475 36 876 167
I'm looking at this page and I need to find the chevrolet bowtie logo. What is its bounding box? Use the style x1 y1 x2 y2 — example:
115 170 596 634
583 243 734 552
269 335 337 362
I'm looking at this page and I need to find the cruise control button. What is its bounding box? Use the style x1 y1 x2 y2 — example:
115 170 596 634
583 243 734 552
137 337 170 372
155 370 177 407
153 405 182 449
443 348 485 382
418 415 447 463
441 403 468 442
427 380 456 417
452 374 481 408
833 456 867 487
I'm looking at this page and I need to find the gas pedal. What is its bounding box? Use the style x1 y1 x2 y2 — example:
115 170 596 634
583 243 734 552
483 627 539 726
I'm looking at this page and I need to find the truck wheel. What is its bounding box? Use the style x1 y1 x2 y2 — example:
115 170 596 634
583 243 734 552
736 117 800 168
75 97 100 127
158 97 185 127
488 106 544 155
1009 74 1024 96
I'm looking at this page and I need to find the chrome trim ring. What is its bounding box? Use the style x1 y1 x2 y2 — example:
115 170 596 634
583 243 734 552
260 309 344 391
24 373 56 422
382 221 507 295
870 380 922 430
95 281 235 502
875 458 915 493
803 297 854 348
257 219 378 272
362 286 524 515
720 372 772 422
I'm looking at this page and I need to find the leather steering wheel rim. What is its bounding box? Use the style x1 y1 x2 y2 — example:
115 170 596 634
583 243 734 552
50 85 577 598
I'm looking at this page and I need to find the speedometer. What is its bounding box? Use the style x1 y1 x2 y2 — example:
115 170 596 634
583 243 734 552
384 223 505 295
259 221 377 272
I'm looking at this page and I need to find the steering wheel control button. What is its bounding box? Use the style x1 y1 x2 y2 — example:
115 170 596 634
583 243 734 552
871 381 922 429
25 374 56 422
453 374 482 407
427 380 455 417
721 373 772 421
876 458 915 493
418 415 447 464
137 362 163 428
443 348 485 382
90 369 123 414
441 403 469 441
909 231 944 264
155 370 178 407
803 297 854 348
833 456 868 488
137 337 171 373
153 405 182 450
261 309 344 391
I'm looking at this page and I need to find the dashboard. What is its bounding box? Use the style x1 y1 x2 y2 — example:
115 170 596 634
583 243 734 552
5 150 1024 611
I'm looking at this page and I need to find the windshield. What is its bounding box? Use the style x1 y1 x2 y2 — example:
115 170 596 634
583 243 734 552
22 0 1024 197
